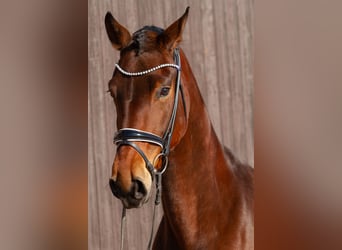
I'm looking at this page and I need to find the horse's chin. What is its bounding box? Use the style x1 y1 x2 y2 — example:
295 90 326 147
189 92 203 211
121 194 150 209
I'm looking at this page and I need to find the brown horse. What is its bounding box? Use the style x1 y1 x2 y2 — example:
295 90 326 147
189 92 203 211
105 7 254 250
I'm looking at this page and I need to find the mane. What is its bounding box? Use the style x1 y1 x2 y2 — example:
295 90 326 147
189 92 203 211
123 26 164 55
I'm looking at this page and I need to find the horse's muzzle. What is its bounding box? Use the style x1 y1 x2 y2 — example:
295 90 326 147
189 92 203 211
109 178 148 208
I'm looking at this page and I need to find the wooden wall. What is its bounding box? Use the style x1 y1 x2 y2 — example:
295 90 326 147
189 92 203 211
89 0 253 249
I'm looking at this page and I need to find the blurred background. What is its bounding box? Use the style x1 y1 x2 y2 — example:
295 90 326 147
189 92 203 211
256 0 342 249
0 0 87 249
89 0 253 249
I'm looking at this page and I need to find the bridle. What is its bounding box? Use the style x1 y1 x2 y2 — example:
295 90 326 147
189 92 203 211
112 48 185 250
113 47 183 188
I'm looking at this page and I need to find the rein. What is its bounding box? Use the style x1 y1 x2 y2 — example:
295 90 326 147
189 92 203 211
113 48 183 250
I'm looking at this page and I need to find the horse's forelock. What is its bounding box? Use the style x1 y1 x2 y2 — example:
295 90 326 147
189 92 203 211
122 26 164 55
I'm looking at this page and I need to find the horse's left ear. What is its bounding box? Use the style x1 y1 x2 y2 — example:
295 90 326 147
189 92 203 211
105 12 131 50
158 7 189 51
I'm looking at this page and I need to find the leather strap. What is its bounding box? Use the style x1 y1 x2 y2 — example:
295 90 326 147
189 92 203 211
114 128 164 148
114 140 156 181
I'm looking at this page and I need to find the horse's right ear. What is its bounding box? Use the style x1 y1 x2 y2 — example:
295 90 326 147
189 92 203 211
158 7 189 51
105 12 131 50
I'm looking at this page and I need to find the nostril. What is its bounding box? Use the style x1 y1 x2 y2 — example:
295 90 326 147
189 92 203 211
132 179 147 200
109 178 122 198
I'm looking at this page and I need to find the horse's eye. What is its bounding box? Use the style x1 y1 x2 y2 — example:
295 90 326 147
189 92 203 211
160 87 170 97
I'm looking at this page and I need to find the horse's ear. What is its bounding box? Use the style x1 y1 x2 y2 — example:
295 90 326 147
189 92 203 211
158 7 189 51
105 12 131 50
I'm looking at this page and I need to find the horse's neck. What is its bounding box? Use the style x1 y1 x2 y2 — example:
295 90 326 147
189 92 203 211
161 63 239 247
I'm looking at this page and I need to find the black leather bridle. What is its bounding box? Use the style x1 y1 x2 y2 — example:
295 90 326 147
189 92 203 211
113 48 184 184
113 48 184 250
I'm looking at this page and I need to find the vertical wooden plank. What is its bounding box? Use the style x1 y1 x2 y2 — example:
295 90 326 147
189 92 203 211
98 1 117 249
237 0 254 165
219 0 244 162
151 0 165 28
200 0 222 139
186 0 205 95
88 0 104 248
212 0 231 145
89 0 121 249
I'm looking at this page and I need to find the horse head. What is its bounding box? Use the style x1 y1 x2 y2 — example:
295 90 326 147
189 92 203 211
106 8 190 208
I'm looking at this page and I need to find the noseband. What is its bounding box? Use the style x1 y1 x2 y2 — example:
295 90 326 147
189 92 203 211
113 48 183 183
113 48 184 250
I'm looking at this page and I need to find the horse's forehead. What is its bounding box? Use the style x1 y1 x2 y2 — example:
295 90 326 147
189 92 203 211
131 26 163 48
119 49 167 73
112 52 166 89
119 28 160 56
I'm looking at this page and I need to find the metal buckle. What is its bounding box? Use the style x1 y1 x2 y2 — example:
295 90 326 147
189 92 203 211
153 153 169 175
